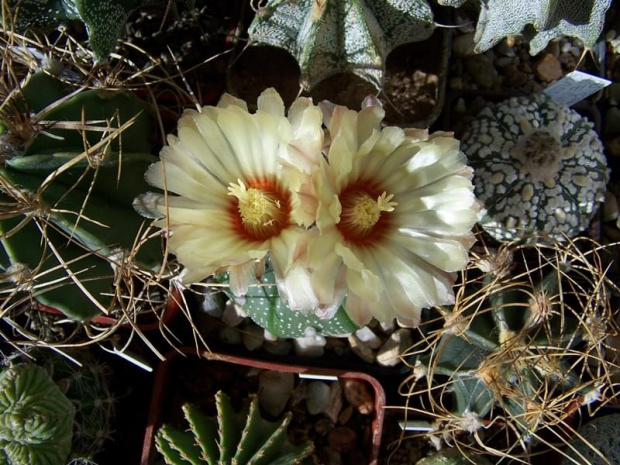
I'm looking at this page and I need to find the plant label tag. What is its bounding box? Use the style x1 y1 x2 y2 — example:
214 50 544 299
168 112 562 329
543 70 611 106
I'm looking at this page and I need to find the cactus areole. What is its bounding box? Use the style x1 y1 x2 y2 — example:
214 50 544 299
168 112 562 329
461 94 609 242
248 0 435 90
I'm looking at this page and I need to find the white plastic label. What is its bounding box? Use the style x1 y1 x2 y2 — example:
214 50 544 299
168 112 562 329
543 70 611 106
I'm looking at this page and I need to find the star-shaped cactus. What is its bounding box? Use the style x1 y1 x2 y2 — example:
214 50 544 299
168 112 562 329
248 0 435 90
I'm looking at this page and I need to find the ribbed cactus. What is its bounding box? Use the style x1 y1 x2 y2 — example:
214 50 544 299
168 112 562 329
221 257 359 338
407 238 616 457
441 0 612 54
0 363 75 465
248 0 435 90
33 349 115 462
156 390 314 465
0 71 163 320
4 0 165 61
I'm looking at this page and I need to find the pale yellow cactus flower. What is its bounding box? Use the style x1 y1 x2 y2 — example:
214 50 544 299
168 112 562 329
142 89 323 310
309 98 481 326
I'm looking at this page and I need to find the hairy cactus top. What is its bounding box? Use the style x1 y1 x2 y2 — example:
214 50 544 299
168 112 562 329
248 0 435 90
0 364 75 465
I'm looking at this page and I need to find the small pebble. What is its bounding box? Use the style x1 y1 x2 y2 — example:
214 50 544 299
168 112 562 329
343 379 374 415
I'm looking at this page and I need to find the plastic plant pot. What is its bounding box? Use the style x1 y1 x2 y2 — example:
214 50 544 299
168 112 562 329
141 347 386 465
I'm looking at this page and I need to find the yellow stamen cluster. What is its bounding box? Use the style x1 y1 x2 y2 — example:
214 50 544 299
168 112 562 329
340 191 397 238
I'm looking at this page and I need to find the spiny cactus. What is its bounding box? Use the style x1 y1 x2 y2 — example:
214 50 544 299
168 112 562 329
441 0 612 55
4 0 167 61
404 237 618 460
156 390 314 465
221 257 359 338
0 70 164 320
248 0 435 90
0 363 75 465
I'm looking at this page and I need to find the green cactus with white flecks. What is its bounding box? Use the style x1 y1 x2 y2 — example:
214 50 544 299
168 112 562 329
220 256 359 338
440 0 611 54
0 70 164 321
156 390 314 465
248 0 435 90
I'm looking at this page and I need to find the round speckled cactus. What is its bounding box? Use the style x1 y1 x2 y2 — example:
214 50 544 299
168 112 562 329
461 94 609 242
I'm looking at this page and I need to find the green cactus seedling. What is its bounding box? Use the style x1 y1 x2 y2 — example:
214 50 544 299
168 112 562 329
156 390 314 465
0 363 75 465
248 0 435 90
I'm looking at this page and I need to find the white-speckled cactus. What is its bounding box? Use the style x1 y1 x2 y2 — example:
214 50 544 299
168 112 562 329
248 0 435 90
461 94 609 242
441 0 611 54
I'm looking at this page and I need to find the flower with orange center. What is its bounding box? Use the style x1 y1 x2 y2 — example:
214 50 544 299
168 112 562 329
139 89 323 309
309 98 481 326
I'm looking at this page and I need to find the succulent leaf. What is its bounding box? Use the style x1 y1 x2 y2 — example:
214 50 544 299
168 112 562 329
183 404 219 464
248 0 435 90
0 364 75 465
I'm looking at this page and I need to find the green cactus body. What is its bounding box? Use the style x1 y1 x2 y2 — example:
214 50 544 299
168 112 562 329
0 364 75 465
0 72 164 320
441 0 612 54
5 0 165 61
460 94 608 243
221 258 359 338
248 0 435 90
155 391 314 465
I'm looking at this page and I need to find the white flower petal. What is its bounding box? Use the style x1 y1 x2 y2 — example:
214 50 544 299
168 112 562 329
257 87 285 117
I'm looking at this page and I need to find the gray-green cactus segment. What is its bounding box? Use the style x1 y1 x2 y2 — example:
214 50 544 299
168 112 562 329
223 259 359 338
416 269 587 437
0 72 163 320
248 0 435 90
560 414 620 465
0 364 75 465
155 391 314 465
5 0 164 61
460 93 608 243
441 0 611 55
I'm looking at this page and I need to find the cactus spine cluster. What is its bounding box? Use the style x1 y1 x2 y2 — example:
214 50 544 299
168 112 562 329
405 237 618 459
